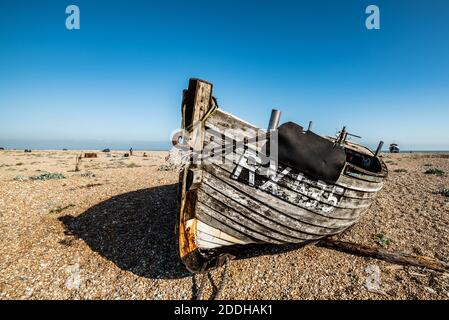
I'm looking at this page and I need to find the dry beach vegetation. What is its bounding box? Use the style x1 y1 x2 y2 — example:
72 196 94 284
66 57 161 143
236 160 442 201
0 150 448 299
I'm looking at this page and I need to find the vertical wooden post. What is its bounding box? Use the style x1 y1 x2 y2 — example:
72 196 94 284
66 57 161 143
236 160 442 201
182 79 213 154
75 155 81 172
178 79 214 267
182 79 213 129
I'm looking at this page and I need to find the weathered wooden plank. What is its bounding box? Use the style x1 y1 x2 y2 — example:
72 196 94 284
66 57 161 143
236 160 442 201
319 239 449 272
201 177 353 232
196 227 243 249
206 109 262 138
280 170 374 208
198 195 295 243
282 162 378 200
345 165 386 183
203 130 382 198
190 81 213 153
198 188 317 242
196 239 225 249
197 220 247 245
204 163 367 221
208 152 374 210
201 167 361 229
197 231 235 247
336 174 383 192
197 200 286 244
203 122 268 162
200 181 346 238
195 205 260 244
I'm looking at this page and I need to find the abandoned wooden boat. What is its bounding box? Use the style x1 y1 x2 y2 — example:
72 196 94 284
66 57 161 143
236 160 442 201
389 143 400 153
175 78 388 273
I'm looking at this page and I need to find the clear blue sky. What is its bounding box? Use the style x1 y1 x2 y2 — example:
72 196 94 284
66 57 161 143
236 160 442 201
1 0 448 150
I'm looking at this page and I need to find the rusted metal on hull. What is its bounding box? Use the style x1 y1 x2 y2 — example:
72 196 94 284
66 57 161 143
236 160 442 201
177 168 197 258
176 78 388 273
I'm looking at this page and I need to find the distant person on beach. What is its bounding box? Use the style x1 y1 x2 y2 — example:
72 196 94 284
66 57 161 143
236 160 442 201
129 147 133 156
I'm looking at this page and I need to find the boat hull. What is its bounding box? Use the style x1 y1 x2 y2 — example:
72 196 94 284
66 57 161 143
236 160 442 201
176 79 388 273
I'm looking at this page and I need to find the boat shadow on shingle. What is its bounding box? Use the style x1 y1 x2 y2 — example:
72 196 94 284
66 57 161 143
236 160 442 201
58 183 302 280
58 184 190 279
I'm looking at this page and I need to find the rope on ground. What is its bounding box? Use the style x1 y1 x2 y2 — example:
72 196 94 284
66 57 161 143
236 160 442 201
214 256 230 300
195 256 231 300
195 272 208 300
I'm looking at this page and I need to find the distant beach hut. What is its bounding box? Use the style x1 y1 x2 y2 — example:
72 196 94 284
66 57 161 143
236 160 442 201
84 153 97 158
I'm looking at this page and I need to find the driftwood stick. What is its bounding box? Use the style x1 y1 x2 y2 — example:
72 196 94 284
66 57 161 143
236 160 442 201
75 155 82 172
318 239 449 272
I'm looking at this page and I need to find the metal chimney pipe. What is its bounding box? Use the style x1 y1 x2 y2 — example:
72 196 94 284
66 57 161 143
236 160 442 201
307 121 313 131
374 141 384 157
267 109 281 131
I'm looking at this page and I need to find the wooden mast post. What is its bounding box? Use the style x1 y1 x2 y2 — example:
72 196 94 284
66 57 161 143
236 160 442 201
178 79 214 272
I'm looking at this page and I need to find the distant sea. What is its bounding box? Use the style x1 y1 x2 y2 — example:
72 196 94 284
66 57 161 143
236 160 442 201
396 150 449 153
0 139 171 151
1 139 448 153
